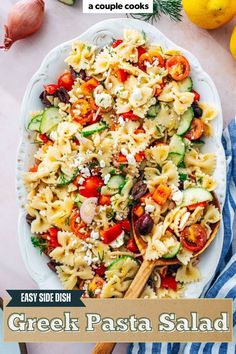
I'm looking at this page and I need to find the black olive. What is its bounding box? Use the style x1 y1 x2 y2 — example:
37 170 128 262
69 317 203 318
131 181 148 201
47 260 62 273
55 87 70 103
26 214 35 225
39 91 52 107
167 264 181 275
135 213 154 235
192 102 203 118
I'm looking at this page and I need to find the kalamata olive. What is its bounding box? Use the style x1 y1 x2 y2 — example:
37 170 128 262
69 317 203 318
47 259 62 273
39 91 52 107
135 213 154 235
192 102 203 118
167 264 181 275
55 87 70 103
26 214 35 225
131 181 148 201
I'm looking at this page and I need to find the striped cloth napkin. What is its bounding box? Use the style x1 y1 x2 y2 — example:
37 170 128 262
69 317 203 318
128 118 236 354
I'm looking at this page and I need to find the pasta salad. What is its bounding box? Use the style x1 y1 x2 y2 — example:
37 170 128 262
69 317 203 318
24 29 221 299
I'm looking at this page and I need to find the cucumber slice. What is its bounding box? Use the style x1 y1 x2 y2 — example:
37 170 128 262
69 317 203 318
40 107 62 134
57 0 76 5
107 256 140 271
177 107 194 136
57 169 78 186
181 187 213 207
107 175 125 190
27 114 43 132
147 104 161 118
81 122 107 137
178 77 193 92
163 241 181 259
168 134 185 166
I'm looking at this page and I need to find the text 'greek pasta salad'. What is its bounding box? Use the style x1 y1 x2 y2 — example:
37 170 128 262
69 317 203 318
24 29 221 299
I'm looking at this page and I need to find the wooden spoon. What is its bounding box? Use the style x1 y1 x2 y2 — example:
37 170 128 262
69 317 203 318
92 193 220 354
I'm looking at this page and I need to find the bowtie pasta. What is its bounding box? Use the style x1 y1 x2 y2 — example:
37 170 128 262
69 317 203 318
24 29 221 299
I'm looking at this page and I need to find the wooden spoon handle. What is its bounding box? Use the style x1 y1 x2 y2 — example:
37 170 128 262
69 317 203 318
125 259 156 298
92 342 116 354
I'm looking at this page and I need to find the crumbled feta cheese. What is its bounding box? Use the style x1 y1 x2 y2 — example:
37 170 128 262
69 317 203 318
78 177 85 185
131 88 142 101
50 131 58 141
126 153 136 165
91 230 99 240
145 204 155 213
110 231 124 248
121 147 128 156
118 116 125 126
172 190 183 205
95 92 112 109
99 160 106 168
104 173 111 185
107 83 113 89
80 166 91 177
40 210 47 217
144 60 152 68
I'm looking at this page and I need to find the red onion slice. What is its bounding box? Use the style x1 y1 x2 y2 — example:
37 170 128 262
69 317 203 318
80 197 98 224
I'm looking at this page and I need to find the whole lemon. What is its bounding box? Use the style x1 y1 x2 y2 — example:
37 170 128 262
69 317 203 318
183 0 236 29
230 26 236 60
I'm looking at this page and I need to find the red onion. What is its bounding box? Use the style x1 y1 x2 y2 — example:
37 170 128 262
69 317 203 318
80 198 98 225
1 0 45 50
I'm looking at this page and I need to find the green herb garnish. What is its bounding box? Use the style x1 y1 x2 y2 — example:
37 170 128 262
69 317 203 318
31 236 47 254
179 173 187 181
57 169 78 186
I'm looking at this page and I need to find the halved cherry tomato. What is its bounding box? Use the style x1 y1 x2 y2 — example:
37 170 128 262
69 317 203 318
70 212 89 240
135 151 145 162
29 165 38 173
39 133 50 144
140 193 152 203
188 201 207 211
127 237 139 253
79 176 104 198
48 227 59 238
152 184 171 206
121 111 140 121
42 228 59 249
134 128 145 134
184 118 204 141
44 84 59 95
71 99 93 125
117 153 127 163
89 97 98 111
74 112 93 125
133 204 145 218
166 55 190 81
101 224 123 244
58 72 74 91
181 224 208 252
138 51 165 72
80 78 99 95
137 46 147 59
95 263 106 277
99 195 111 206
192 90 200 101
112 39 123 48
115 68 128 82
120 219 131 233
161 275 177 291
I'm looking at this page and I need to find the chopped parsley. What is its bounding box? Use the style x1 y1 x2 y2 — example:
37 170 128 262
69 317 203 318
31 236 47 254
179 173 187 181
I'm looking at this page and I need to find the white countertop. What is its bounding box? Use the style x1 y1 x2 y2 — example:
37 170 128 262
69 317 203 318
0 1 235 353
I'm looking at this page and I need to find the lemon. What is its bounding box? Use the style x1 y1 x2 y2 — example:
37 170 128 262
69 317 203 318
230 26 236 60
183 0 236 29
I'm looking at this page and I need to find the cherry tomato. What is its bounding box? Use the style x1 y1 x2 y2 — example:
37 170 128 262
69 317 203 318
99 195 111 206
58 72 74 91
80 78 99 95
135 151 145 162
121 111 140 121
161 275 177 291
39 133 50 144
115 68 128 82
42 228 59 249
120 219 131 233
71 99 93 125
184 118 204 141
101 224 123 244
166 55 190 81
181 224 208 252
127 237 139 253
95 263 106 277
29 165 38 173
188 201 207 211
137 46 147 59
138 51 165 72
134 128 145 134
192 89 200 101
112 39 123 48
44 84 59 95
70 212 89 240
79 176 104 198
117 153 127 163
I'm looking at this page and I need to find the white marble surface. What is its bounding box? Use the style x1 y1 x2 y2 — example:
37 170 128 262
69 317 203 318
0 1 235 353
